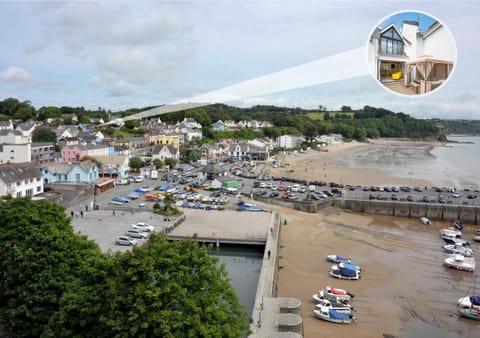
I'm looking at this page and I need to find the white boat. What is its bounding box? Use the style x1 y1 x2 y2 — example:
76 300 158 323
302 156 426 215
458 295 480 310
443 243 474 257
440 227 462 239
312 286 354 303
444 254 475 272
325 254 351 264
458 307 480 320
420 217 431 225
314 300 353 314
313 306 357 324
473 229 480 242
330 263 361 280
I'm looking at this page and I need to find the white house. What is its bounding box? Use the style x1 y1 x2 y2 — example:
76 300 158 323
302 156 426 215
276 135 305 149
0 143 32 164
0 162 43 198
368 19 454 94
152 144 179 161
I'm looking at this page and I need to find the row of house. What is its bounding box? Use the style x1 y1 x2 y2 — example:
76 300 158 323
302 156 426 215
211 119 273 131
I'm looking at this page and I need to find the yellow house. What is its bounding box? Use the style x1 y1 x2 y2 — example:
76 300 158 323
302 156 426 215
145 133 180 149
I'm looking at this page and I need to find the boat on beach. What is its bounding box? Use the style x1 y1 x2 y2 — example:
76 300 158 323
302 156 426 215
330 263 361 280
457 307 480 320
314 300 354 314
313 306 357 324
473 229 480 242
457 295 480 310
440 227 462 239
420 217 431 225
444 254 475 272
453 219 464 230
443 243 474 257
325 254 351 264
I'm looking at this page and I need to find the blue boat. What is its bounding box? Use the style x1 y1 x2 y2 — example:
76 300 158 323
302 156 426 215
325 254 351 264
313 306 357 324
330 263 361 280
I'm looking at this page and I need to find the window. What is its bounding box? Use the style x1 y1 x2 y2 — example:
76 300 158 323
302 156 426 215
379 27 404 55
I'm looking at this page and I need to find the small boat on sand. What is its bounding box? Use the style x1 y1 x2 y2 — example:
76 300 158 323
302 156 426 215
443 243 474 257
457 295 480 310
315 300 354 314
325 254 351 264
473 229 480 242
313 286 354 303
453 219 464 230
440 227 462 239
330 263 361 280
458 307 480 320
444 254 475 272
420 217 431 225
313 306 357 324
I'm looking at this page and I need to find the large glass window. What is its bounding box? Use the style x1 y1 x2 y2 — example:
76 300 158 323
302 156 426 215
379 27 404 55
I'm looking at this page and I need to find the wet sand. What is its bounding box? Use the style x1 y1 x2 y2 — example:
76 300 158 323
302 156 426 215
269 139 447 187
271 204 479 338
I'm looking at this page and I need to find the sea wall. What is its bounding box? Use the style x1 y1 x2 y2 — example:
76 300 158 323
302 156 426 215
334 199 479 225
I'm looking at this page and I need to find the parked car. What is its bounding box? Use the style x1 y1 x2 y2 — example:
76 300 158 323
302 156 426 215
132 222 155 232
116 179 129 185
134 175 144 183
270 191 280 197
112 196 129 203
125 228 149 239
115 236 138 246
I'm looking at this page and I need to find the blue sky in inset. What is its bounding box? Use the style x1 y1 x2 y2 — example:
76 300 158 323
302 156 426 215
379 11 437 32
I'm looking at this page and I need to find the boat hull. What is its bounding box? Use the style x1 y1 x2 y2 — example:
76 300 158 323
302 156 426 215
313 309 355 324
458 307 480 320
444 255 475 272
330 265 361 280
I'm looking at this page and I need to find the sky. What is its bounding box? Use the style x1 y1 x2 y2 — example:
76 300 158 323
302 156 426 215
0 1 479 119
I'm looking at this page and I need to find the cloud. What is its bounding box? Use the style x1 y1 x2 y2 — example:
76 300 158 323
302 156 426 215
91 75 136 97
0 66 34 82
24 39 47 55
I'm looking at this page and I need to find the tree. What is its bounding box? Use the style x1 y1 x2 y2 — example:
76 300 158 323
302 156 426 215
38 106 62 121
153 158 164 169
164 157 178 170
341 105 352 112
32 127 57 142
102 235 251 337
129 156 144 172
181 148 202 164
0 198 107 337
0 199 251 337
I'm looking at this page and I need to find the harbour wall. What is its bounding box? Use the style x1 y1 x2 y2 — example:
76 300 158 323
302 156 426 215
334 199 479 225
254 196 479 225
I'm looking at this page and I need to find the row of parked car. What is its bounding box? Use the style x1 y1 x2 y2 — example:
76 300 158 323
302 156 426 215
115 222 155 246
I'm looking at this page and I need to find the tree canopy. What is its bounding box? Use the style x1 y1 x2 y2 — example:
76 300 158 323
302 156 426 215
0 198 250 337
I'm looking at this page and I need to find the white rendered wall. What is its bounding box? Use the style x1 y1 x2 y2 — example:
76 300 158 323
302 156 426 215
423 26 455 62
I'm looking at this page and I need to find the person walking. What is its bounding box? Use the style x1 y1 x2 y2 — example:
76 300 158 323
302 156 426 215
70 210 74 218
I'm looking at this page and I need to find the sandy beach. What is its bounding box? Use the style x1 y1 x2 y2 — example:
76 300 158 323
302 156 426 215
268 139 446 188
266 203 479 338
260 139 479 337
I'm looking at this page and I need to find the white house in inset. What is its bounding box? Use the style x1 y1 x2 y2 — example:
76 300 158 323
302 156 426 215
368 19 454 94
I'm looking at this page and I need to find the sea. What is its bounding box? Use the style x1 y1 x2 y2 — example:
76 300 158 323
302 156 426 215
338 136 480 188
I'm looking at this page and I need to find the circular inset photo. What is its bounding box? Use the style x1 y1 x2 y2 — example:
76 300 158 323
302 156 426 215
367 11 456 96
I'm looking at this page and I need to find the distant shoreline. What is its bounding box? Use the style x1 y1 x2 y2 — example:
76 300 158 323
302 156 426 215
269 137 474 188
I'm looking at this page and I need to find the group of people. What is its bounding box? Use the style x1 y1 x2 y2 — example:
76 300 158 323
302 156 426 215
70 204 90 218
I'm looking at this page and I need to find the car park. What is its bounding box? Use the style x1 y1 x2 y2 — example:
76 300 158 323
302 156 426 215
132 222 155 232
115 236 138 246
125 228 149 239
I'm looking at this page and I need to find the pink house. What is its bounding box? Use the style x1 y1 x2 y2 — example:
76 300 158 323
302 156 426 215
61 145 87 163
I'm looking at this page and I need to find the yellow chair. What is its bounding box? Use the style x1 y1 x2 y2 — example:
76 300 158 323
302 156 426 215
391 71 402 80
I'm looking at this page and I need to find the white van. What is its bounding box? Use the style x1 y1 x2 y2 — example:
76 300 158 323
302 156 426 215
308 185 316 192
116 179 129 185
134 175 144 183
